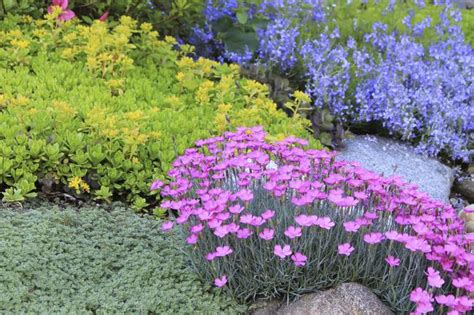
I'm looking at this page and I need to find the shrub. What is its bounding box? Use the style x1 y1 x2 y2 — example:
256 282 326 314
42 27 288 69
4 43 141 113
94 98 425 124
0 15 319 207
191 1 473 161
0 202 245 313
0 0 205 39
157 127 474 314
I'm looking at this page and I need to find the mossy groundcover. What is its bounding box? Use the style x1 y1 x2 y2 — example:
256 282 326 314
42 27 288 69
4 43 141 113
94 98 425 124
0 201 246 314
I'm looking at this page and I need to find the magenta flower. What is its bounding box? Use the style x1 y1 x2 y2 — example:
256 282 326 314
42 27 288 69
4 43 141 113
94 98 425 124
48 0 75 21
343 221 360 233
190 223 204 234
338 243 355 256
214 275 227 287
291 252 307 267
274 244 292 259
261 209 275 220
236 189 253 201
186 234 198 245
161 221 174 232
452 277 472 289
206 252 216 261
150 180 164 191
435 295 456 307
250 216 265 226
258 228 274 241
236 228 252 239
385 256 400 267
295 214 314 227
363 232 385 244
214 225 229 238
426 267 445 288
229 204 244 214
215 246 233 257
240 214 253 224
284 226 302 239
98 10 109 22
315 217 335 230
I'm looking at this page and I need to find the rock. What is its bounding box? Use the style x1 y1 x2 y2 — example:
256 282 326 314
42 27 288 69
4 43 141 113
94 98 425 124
459 205 474 222
277 283 393 315
454 179 474 203
250 299 282 315
453 0 474 9
337 135 454 203
466 221 474 234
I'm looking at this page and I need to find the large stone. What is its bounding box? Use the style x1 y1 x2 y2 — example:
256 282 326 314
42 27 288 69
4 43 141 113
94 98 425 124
337 135 454 203
277 283 393 315
454 179 474 203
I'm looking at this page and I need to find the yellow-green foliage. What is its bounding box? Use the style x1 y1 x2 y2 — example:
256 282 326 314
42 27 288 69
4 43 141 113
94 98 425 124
0 14 319 209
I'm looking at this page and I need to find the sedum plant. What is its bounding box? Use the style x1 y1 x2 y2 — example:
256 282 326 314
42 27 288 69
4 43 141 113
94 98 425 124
0 14 319 208
156 126 474 314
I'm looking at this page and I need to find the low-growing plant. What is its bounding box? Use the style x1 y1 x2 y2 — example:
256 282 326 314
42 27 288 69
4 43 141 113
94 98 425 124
0 15 319 208
191 1 473 161
0 0 205 39
0 203 245 313
156 126 474 314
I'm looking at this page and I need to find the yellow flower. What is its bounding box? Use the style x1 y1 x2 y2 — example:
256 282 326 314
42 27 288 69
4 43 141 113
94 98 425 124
10 39 30 49
293 91 311 103
164 36 177 45
80 181 90 193
140 23 153 32
68 176 82 191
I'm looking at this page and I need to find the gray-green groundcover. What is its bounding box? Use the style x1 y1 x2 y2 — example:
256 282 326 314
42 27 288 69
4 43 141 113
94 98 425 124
0 203 244 314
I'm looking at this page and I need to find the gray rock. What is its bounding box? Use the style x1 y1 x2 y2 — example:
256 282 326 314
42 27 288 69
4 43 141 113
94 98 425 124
250 299 282 315
454 179 474 203
277 283 393 315
453 0 474 9
337 135 454 203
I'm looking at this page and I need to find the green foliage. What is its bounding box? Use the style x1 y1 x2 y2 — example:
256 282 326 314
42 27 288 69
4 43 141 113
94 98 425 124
0 0 205 39
326 0 473 47
0 15 319 208
0 203 246 313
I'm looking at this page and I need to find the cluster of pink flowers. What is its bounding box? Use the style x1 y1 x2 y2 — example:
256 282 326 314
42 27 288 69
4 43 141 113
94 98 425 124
152 126 474 314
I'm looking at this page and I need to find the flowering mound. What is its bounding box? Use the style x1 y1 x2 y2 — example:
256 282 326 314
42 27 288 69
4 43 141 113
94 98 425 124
156 127 473 314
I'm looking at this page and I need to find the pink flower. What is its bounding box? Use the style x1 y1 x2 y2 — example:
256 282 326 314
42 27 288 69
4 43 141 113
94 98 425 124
343 221 360 233
48 0 75 21
258 228 274 241
261 209 275 220
385 230 401 241
150 180 164 191
295 214 313 227
426 267 445 288
215 246 233 257
240 214 253 224
98 10 109 22
291 252 307 267
435 295 456 307
214 275 227 287
410 288 432 304
186 234 198 245
338 243 355 256
250 216 265 226
274 244 292 259
214 225 229 238
316 217 335 230
236 189 253 202
225 223 240 233
236 228 252 239
161 221 174 232
284 226 302 239
206 252 216 261
385 256 400 267
452 277 472 289
190 223 204 233
363 232 385 244
229 204 244 214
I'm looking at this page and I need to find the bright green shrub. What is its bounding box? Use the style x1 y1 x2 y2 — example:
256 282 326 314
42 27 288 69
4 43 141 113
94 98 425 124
0 15 319 208
0 203 246 313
